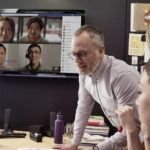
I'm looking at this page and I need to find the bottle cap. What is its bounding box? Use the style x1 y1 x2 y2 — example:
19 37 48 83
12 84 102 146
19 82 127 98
57 110 62 116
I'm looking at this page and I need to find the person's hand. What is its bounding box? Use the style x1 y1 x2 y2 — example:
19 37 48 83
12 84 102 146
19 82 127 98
115 105 137 133
53 143 77 150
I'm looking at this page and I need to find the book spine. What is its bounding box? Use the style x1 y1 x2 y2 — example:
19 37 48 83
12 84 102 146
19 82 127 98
87 121 106 126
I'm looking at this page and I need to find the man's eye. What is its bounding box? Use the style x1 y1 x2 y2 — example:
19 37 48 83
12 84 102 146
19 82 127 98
79 52 87 56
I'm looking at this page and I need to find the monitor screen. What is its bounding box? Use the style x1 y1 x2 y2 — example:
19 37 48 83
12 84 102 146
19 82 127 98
0 9 85 76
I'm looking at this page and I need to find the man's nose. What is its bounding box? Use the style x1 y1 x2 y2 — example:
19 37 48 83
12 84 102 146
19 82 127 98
75 56 82 63
31 29 36 33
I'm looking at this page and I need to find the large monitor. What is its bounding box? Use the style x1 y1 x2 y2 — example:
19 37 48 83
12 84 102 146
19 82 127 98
0 9 85 76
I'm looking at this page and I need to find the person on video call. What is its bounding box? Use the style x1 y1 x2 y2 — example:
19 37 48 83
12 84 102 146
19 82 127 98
20 16 49 44
0 16 15 43
22 43 43 72
116 59 150 150
0 43 12 71
53 25 141 150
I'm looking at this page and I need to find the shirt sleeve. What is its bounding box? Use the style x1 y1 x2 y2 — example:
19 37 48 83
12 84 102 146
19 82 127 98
97 72 141 150
72 76 95 146
114 72 140 125
97 131 127 150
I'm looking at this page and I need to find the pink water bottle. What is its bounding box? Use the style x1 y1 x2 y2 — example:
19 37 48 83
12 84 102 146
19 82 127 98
54 112 64 144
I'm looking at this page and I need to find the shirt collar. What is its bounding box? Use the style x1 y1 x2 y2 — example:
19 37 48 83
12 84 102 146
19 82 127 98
90 55 111 81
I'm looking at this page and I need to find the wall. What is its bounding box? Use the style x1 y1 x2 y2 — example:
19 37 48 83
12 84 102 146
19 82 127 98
0 0 127 130
126 0 150 64
0 76 79 130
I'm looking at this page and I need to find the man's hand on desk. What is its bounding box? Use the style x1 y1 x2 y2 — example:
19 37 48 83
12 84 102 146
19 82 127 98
53 143 77 150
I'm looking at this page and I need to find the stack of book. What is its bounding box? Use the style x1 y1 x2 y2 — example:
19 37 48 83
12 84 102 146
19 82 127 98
81 115 109 145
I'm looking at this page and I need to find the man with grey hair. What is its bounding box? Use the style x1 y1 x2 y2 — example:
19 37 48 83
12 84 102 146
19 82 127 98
53 25 140 150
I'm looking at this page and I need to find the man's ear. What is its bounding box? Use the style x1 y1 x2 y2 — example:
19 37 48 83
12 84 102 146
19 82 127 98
99 45 105 54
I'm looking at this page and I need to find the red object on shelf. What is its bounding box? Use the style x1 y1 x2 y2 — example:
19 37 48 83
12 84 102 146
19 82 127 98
87 121 106 126
87 122 100 126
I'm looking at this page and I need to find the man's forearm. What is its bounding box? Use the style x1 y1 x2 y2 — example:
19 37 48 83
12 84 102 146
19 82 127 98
126 128 142 150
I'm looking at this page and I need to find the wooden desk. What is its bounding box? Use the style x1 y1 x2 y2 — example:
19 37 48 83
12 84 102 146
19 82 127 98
0 132 55 150
0 131 91 150
0 131 127 150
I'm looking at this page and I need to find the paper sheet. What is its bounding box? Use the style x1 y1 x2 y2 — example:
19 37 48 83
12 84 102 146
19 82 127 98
128 33 145 56
18 148 55 150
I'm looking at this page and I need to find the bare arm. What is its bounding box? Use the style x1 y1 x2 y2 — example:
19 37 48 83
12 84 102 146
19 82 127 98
116 105 142 150
126 127 142 150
